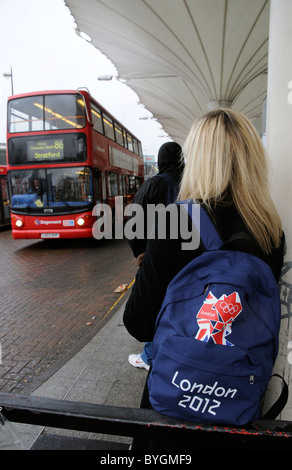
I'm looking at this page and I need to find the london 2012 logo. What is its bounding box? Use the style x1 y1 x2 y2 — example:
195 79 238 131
195 291 242 346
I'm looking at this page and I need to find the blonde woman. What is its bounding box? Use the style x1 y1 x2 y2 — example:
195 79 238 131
123 109 284 449
179 108 282 256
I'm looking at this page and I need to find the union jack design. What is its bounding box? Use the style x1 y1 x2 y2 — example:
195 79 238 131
195 291 242 346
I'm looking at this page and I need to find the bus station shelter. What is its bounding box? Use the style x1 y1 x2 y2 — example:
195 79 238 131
65 0 292 420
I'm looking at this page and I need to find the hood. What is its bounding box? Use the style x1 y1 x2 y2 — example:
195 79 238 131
157 142 183 175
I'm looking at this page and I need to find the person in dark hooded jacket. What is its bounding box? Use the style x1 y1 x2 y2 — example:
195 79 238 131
127 141 184 370
128 141 184 263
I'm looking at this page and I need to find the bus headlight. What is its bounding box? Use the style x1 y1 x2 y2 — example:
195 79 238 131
77 217 85 226
15 219 23 228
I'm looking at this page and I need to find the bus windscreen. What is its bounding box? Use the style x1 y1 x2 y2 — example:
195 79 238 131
9 167 93 212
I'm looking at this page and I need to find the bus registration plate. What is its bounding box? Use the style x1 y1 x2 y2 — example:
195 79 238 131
41 233 60 238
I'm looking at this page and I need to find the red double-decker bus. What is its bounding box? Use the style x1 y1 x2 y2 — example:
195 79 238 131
6 89 144 239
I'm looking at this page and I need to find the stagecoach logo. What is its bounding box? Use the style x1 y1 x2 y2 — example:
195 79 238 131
195 291 242 346
34 219 61 225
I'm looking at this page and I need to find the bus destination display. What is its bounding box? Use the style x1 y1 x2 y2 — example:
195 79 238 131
27 138 64 161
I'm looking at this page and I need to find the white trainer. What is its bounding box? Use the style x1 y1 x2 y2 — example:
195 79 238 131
128 353 150 371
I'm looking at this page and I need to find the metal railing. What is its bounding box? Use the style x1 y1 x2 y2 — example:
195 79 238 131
0 392 292 450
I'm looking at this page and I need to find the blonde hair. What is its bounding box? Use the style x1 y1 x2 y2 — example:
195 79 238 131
178 108 282 254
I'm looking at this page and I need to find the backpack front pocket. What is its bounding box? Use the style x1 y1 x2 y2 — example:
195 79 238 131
148 336 264 426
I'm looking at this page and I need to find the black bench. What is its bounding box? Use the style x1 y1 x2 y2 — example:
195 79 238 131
0 392 291 450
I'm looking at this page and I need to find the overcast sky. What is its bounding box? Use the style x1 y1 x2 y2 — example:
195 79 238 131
0 0 170 156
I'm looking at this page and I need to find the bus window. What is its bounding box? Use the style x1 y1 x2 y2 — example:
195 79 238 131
8 94 86 133
128 175 136 194
0 176 10 224
133 138 139 155
135 177 142 191
118 174 123 195
127 176 142 194
127 133 133 151
114 122 124 146
103 114 115 140
0 147 6 165
9 167 93 211
138 142 143 157
91 103 103 133
101 172 106 200
44 95 86 130
47 167 92 206
9 169 47 208
107 172 118 197
123 130 127 148
121 174 127 195
8 95 43 132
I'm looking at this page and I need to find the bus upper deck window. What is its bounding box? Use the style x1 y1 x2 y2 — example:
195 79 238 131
103 114 115 140
114 123 124 146
8 94 86 133
91 103 103 134
8 96 43 133
44 95 86 130
127 133 133 152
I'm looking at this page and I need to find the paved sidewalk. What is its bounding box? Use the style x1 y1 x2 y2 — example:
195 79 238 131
0 230 138 395
13 302 147 450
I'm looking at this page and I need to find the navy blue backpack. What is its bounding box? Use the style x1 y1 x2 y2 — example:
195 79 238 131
148 201 287 426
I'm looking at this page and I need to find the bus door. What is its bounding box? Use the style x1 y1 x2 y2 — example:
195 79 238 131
93 168 102 205
0 176 10 226
107 171 123 229
119 174 127 213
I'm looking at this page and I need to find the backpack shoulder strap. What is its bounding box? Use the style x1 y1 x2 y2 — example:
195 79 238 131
183 200 261 255
262 374 289 420
180 200 223 251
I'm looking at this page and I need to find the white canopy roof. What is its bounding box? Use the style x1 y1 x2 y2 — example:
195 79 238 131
65 0 269 145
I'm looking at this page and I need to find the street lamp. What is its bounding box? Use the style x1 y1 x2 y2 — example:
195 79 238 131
3 66 14 94
75 28 92 43
97 74 114 81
